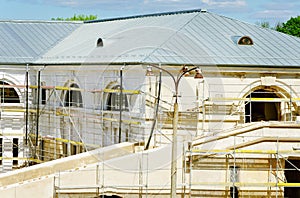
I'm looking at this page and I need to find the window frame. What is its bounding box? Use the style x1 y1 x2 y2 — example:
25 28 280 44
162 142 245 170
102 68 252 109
64 83 83 108
0 81 20 103
106 85 129 111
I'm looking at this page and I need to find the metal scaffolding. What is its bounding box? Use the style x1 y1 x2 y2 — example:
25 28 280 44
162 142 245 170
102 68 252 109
1 66 300 197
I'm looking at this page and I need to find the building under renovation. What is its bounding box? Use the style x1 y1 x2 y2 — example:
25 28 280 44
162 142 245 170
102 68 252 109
1 9 300 197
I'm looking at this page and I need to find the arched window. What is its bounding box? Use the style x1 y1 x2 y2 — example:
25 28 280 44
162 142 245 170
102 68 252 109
245 89 280 123
238 36 253 45
64 83 83 107
106 85 129 111
96 38 103 47
0 81 20 103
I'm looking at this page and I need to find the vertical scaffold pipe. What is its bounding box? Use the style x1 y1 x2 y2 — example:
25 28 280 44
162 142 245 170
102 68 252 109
145 69 161 150
25 64 29 145
119 65 124 143
35 69 41 148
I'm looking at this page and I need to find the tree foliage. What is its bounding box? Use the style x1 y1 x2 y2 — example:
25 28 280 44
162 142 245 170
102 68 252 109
276 16 300 37
256 21 271 29
51 14 98 21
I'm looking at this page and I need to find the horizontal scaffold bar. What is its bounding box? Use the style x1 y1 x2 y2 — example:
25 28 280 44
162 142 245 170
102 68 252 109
192 149 300 155
29 133 83 146
34 134 111 149
103 88 140 94
0 157 42 164
191 182 300 187
55 137 84 146
103 117 141 125
0 84 140 94
209 97 300 102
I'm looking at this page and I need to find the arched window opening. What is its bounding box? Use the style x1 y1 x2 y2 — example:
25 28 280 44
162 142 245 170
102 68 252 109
64 83 83 107
99 195 122 198
238 36 253 45
96 38 103 47
106 85 129 111
245 89 280 123
0 81 20 103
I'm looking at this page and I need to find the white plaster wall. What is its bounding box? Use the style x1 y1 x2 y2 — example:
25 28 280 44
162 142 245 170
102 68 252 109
57 143 183 190
0 142 184 197
0 177 54 198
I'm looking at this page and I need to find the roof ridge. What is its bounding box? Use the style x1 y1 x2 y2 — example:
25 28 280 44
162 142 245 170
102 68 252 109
0 20 82 24
84 8 204 24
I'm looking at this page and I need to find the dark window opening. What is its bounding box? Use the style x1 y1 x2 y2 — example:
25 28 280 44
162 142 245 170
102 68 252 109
106 85 129 111
113 128 118 144
97 38 103 47
230 186 239 198
0 138 2 165
63 143 68 157
64 83 83 107
285 158 300 197
13 138 18 165
245 89 280 123
229 166 240 198
71 144 77 155
40 140 44 161
125 129 129 142
41 88 46 105
238 36 253 45
0 81 20 103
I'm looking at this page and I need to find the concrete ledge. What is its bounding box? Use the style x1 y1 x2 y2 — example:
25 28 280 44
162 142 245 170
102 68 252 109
0 142 135 187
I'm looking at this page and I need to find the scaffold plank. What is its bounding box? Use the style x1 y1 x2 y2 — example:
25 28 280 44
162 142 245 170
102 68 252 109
191 182 300 187
103 88 140 94
192 149 300 155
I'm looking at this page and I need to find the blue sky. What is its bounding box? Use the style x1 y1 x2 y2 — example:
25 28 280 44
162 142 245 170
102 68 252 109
0 0 299 26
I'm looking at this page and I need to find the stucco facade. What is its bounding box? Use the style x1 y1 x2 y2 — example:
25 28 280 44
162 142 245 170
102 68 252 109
1 9 300 197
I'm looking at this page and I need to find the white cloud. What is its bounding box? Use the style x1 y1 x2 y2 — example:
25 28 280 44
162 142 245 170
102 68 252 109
255 10 294 18
143 0 194 5
12 0 142 9
201 0 246 8
253 9 296 23
4 0 300 27
10 0 198 12
54 0 135 8
141 0 202 12
253 1 300 24
41 0 189 8
152 0 183 2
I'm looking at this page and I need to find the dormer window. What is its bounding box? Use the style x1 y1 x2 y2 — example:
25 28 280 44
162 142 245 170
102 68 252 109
232 36 254 45
96 38 103 47
238 36 253 45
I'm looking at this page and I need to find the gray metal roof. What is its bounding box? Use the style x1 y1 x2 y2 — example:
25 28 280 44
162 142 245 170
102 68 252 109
0 20 81 64
38 10 200 65
1 9 300 67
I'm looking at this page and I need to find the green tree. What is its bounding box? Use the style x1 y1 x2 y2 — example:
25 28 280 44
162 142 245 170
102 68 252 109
276 16 300 37
256 21 271 29
51 14 98 21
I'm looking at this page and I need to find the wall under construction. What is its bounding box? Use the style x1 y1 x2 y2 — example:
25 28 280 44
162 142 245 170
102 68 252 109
1 64 300 197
